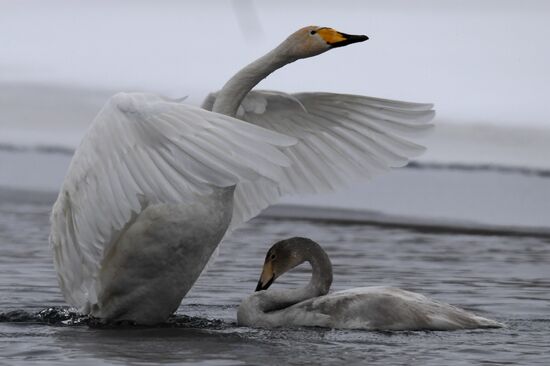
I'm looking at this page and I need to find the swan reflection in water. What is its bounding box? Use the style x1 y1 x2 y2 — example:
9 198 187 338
238 237 504 331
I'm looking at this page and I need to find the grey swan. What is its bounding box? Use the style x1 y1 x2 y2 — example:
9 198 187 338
238 237 504 330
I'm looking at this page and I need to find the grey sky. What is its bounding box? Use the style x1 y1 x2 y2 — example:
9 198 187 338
1 0 549 126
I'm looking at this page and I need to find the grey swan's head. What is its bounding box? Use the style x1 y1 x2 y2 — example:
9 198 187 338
255 237 332 293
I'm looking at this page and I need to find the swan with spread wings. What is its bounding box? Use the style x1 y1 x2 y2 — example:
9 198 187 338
50 26 435 324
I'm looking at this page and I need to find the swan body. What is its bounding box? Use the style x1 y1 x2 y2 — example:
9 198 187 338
92 188 234 322
238 238 503 330
50 26 435 324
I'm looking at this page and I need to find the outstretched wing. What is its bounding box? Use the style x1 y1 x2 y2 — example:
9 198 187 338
50 92 296 310
203 90 435 229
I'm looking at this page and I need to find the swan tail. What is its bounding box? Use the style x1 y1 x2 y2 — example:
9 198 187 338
427 311 505 330
469 315 505 328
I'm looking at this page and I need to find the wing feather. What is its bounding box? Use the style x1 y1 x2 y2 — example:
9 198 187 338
203 90 435 230
50 92 296 310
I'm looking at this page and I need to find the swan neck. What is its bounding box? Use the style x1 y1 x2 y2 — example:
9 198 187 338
306 242 333 297
212 45 294 117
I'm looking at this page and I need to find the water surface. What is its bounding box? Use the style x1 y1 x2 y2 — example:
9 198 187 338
1 189 549 365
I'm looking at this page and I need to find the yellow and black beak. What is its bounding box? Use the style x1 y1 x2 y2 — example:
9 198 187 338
255 261 275 291
317 28 369 48
331 32 369 48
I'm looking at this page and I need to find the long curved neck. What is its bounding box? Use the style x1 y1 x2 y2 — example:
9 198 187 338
212 44 295 117
260 240 333 313
303 240 333 296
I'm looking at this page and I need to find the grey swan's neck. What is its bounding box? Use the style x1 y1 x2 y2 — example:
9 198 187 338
212 44 297 117
260 238 333 313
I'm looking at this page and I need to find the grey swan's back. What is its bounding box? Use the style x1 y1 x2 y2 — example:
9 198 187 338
238 237 504 330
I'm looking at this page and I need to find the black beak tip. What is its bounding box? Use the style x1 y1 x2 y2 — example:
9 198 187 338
255 276 275 292
331 33 369 48
351 34 368 43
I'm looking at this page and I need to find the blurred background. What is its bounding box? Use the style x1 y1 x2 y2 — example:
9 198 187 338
1 0 549 230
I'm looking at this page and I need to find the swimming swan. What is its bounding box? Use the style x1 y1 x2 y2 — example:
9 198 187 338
50 26 435 324
238 237 503 330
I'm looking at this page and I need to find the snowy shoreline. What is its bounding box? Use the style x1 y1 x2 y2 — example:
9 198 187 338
2 186 549 238
2 82 549 232
2 82 550 169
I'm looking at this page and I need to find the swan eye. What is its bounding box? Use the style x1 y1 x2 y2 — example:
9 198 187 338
310 30 316 35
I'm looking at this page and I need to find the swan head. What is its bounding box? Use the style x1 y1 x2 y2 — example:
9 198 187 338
280 26 368 60
255 237 324 291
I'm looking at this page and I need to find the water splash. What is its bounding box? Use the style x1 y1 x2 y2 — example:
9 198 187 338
0 307 228 329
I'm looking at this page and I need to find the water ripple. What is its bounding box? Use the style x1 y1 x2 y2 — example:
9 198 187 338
0 192 549 365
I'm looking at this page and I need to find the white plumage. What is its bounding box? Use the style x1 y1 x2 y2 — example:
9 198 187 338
50 93 296 319
50 26 435 324
204 90 434 227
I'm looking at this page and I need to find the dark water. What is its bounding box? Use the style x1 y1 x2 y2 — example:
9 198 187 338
1 189 549 365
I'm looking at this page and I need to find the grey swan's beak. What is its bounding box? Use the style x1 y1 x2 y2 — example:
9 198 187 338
255 261 276 291
255 276 274 292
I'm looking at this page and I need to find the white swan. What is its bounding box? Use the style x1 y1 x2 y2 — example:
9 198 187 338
238 237 503 330
50 26 435 324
